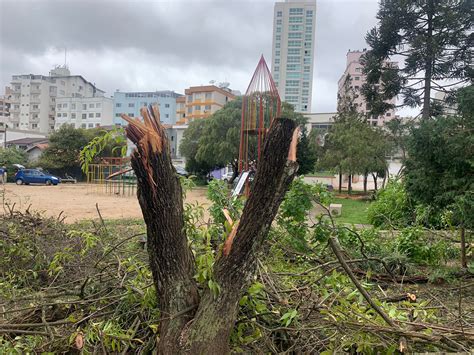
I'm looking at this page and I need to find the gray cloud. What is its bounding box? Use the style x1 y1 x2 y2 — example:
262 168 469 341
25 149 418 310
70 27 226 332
0 0 379 112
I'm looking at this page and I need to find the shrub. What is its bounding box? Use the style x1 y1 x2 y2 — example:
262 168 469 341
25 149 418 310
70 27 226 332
367 180 413 228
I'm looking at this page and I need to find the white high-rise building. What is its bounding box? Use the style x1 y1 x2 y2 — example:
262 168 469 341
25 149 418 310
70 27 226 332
271 0 316 112
8 66 107 133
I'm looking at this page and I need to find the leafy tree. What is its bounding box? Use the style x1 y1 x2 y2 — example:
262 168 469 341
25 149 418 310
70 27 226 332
0 147 28 181
39 125 124 178
363 0 473 119
319 111 391 194
296 126 317 175
404 86 473 267
180 98 316 179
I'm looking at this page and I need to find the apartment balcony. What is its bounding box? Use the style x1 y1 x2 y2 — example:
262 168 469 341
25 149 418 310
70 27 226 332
9 107 20 113
30 89 41 94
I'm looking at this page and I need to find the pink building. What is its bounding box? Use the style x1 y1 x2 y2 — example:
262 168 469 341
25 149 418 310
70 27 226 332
337 49 397 126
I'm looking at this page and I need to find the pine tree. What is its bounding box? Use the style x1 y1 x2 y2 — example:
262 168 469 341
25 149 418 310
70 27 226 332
363 0 473 119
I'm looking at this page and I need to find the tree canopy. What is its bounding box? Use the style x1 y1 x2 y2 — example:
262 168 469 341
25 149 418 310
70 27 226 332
363 0 473 119
180 98 316 176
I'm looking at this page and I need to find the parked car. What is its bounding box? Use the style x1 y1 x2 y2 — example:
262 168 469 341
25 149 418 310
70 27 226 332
15 169 60 186
174 166 189 177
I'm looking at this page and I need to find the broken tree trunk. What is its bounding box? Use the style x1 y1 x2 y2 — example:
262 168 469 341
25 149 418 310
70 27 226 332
123 107 199 354
183 119 299 353
125 107 299 354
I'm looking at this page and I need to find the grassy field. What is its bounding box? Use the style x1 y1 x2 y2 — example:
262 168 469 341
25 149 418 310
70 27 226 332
331 197 371 225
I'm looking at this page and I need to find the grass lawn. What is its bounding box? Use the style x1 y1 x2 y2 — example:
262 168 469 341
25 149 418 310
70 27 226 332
332 197 371 225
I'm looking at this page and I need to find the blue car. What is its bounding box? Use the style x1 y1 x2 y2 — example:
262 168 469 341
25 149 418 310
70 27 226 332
15 169 60 186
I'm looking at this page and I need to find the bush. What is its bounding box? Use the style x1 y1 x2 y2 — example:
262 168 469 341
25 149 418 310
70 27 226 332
367 180 413 228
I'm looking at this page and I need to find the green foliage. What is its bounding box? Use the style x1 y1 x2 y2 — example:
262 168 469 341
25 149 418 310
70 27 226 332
404 95 474 229
40 125 126 177
277 178 331 252
80 127 127 173
363 0 472 118
0 147 28 180
206 179 243 225
368 180 413 228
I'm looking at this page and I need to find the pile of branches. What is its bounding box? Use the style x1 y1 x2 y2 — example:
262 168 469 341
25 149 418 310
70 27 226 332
0 208 157 353
0 207 473 353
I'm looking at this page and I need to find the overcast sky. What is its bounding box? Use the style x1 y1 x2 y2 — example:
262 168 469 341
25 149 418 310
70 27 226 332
0 0 380 113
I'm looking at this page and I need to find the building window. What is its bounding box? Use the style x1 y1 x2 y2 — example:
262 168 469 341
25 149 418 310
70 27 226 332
56 113 61 118
187 95 192 101
88 103 93 108
205 93 212 99
306 26 313 33
33 105 39 109
277 11 282 17
205 105 211 110
96 113 101 117
289 24 303 31
275 58 280 64
88 113 93 118
116 103 122 107
285 88 299 94
302 89 309 95
287 72 301 79
165 114 169 118
355 76 360 80
287 56 301 63
306 10 313 16
276 26 281 33
286 80 300 87
304 66 311 72
289 8 303 14
289 17 303 23
32 124 37 128
82 104 87 110
286 64 301 71
288 32 302 39
96 103 101 108
82 113 87 119
63 113 67 117
115 113 121 117
288 40 302 47
59 90 65 95
128 103 135 107
386 112 391 117
71 113 76 118
305 34 312 40
304 57 311 64
275 50 280 56
128 113 134 116
81 124 86 128
165 103 170 108
60 80 66 85
276 35 281 41
355 67 362 72
288 48 300 55
187 107 192 114
195 105 201 110
276 43 280 48
274 66 280 72
71 103 76 109
276 19 282 25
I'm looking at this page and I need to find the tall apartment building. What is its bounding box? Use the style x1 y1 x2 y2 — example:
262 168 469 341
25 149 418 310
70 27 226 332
113 91 182 126
8 66 106 133
337 50 397 126
0 87 12 129
176 85 236 125
271 0 316 112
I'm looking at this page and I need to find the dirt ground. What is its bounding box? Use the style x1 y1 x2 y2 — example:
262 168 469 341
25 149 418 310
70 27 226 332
0 183 210 223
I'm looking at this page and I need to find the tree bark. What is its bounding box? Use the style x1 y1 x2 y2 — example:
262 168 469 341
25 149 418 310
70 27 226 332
338 168 342 193
372 172 378 191
422 0 434 120
363 172 368 193
348 174 352 195
184 118 299 353
123 108 200 354
460 227 467 269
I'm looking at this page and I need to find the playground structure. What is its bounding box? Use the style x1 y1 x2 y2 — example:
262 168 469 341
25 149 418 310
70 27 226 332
238 55 281 172
86 157 137 197
237 55 281 195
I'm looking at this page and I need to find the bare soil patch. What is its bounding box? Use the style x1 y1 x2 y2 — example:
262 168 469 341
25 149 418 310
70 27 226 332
1 183 209 222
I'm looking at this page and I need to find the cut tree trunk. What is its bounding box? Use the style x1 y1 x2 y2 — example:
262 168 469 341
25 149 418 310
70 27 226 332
124 108 299 354
123 107 200 354
184 118 299 353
